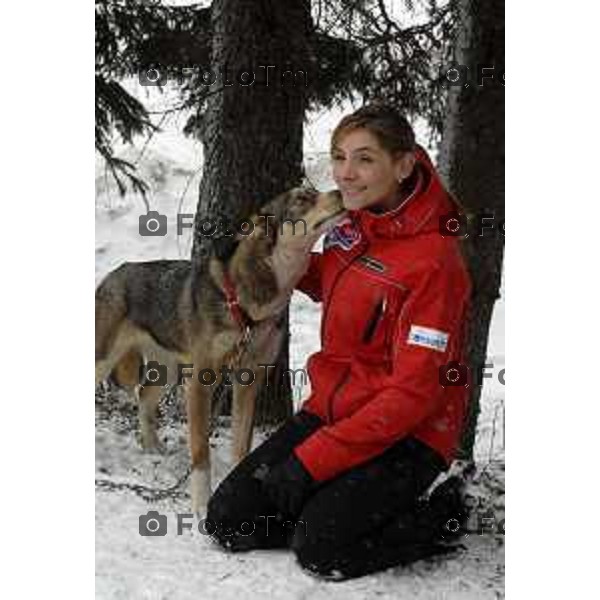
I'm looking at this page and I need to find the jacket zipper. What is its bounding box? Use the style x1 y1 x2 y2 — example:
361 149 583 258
321 247 368 343
322 247 369 424
327 297 385 423
361 297 386 343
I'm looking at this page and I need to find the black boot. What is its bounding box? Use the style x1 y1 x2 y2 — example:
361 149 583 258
378 476 469 564
427 475 470 542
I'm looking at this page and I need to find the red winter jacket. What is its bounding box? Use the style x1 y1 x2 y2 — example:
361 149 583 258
293 146 472 483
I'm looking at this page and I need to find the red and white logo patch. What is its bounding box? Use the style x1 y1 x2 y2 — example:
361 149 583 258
323 217 362 251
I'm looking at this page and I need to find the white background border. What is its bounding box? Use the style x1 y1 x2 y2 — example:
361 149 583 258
1 1 598 597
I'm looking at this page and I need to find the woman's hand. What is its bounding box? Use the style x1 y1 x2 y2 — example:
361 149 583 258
253 454 316 517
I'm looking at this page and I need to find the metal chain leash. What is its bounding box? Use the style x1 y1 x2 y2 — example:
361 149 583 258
96 327 259 504
208 324 258 435
95 465 192 503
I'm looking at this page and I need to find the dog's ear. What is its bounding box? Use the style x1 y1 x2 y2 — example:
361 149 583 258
228 215 280 310
212 236 240 263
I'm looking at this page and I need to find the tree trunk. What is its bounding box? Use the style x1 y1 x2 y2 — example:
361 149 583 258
192 0 313 426
438 0 505 461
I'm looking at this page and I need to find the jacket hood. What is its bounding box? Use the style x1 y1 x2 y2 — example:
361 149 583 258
349 145 458 241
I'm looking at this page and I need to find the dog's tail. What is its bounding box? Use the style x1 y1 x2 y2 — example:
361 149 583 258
95 266 129 362
96 265 147 390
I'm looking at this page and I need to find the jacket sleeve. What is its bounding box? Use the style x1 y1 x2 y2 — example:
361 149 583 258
294 259 470 482
294 251 323 302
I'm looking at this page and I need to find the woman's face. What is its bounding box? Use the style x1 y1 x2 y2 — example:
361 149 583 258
331 128 415 211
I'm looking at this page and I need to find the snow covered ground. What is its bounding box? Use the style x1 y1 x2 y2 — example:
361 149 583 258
95 95 504 598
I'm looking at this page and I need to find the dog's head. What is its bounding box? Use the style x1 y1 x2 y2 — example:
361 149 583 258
210 187 347 321
214 186 346 261
256 186 347 251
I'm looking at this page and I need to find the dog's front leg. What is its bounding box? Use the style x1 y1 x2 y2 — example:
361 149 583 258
231 374 259 467
186 375 212 515
231 324 285 466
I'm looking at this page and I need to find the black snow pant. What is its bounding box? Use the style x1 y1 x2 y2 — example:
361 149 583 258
206 410 453 581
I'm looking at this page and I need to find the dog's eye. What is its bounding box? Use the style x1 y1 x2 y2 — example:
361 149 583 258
295 193 311 205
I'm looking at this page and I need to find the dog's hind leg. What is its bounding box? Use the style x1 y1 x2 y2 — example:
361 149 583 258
186 374 213 515
110 348 142 389
110 349 162 450
95 323 139 387
95 359 114 386
95 339 129 386
138 384 163 451
95 337 131 386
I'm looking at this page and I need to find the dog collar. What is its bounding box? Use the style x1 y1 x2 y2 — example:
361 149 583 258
222 271 253 331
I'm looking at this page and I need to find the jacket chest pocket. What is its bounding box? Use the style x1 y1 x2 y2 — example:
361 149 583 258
358 283 409 361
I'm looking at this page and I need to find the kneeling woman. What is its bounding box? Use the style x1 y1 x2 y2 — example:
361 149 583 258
206 103 471 581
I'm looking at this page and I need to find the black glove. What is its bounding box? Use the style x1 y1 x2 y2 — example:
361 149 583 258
253 453 316 517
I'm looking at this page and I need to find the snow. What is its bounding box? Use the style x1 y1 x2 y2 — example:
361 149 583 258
96 93 504 598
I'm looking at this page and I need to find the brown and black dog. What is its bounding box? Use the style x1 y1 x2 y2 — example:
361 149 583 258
95 187 345 513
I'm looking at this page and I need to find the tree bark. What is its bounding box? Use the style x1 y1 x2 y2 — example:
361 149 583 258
192 0 313 426
438 0 505 460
